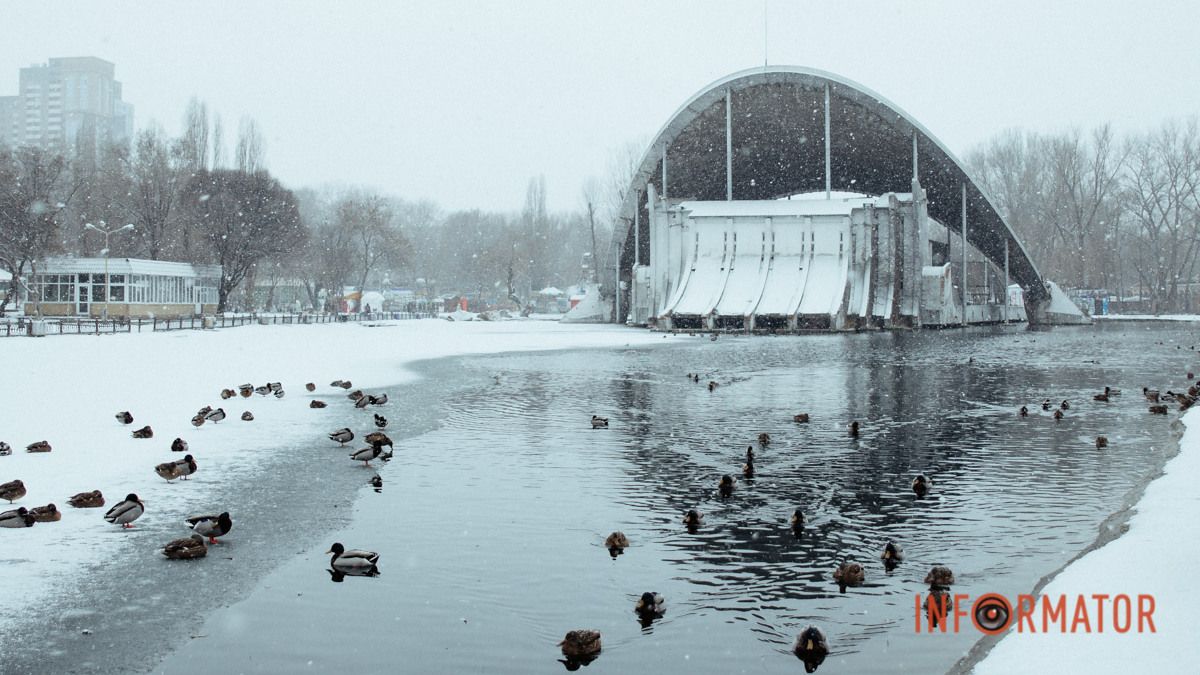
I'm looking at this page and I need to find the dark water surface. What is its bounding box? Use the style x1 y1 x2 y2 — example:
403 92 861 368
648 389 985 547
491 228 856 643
147 322 1199 675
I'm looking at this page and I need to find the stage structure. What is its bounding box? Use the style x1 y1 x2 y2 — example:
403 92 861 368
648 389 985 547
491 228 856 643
609 66 1087 330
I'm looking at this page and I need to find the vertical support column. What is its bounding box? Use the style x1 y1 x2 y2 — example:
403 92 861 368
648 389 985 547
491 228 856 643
824 83 832 199
634 191 641 267
725 89 733 201
1004 238 1010 323
912 132 918 181
615 257 621 325
961 183 968 326
661 145 668 201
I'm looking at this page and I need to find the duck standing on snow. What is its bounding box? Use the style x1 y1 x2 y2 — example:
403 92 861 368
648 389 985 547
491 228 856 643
329 428 354 445
156 454 197 481
220 388 235 400
0 506 35 528
254 385 270 396
163 534 208 559
0 441 10 456
310 400 327 409
373 414 387 429
0 479 26 503
354 396 370 409
306 382 316 392
238 384 253 398
29 503 61 522
191 414 206 427
115 411 134 425
205 408 226 423
104 493 145 528
348 390 364 402
364 431 393 449
241 411 254 421
171 438 188 453
132 426 153 439
26 440 51 453
67 490 104 508
368 393 388 406
186 511 233 544
350 441 384 466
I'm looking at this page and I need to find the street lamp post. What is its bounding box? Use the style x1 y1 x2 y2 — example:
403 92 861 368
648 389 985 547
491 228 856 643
84 222 134 320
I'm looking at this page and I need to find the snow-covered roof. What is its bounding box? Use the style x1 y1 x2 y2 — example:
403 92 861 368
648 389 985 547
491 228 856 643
38 257 221 278
678 196 889 219
538 286 564 296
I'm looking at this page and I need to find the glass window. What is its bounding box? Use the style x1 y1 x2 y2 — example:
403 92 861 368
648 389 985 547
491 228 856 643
92 285 105 302
110 285 124 302
110 274 125 284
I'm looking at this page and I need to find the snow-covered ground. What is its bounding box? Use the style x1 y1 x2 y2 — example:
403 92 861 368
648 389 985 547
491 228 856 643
1095 314 1200 322
0 319 672 630
974 409 1200 673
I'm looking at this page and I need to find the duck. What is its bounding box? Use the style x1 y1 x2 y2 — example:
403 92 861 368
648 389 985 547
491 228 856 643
1060 400 1070 410
912 474 931 497
163 533 208 560
191 414 206 427
1093 392 1109 402
156 454 197 481
683 509 703 528
635 592 665 616
1106 386 1121 396
793 413 810 423
924 565 955 589
253 385 269 396
743 458 755 478
1042 398 1052 410
306 382 316 392
220 388 235 400
273 389 285 399
558 630 602 659
238 384 253 397
1144 387 1160 402
707 380 718 392
26 440 51 453
793 626 829 673
354 396 370 409
115 411 134 425
757 432 771 446
833 561 865 589
1019 405 1029 417
0 479 27 503
691 373 700 383
67 490 104 508
348 390 365 401
338 380 353 390
718 474 736 498
605 531 629 556
849 421 860 438
369 474 383 491
0 507 35 528
350 441 384 466
881 541 905 564
368 393 388 406
1096 436 1109 448
373 414 388 429
591 415 609 429
789 508 805 528
29 503 61 522
104 493 145 528
925 588 953 628
186 511 233 544
205 408 226 423
1150 404 1169 415
241 411 254 421
327 542 379 571
310 400 328 409
171 438 188 453
1053 409 1064 420
1190 372 1196 380
0 441 10 456
269 382 283 394
330 380 346 388
364 431 393 449
131 426 153 439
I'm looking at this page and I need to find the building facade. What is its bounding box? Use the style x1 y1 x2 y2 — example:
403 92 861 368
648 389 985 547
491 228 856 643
0 57 133 150
31 258 219 318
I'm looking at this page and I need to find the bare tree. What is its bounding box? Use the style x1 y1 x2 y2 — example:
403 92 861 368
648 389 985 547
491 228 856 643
180 98 210 173
0 146 77 316
335 191 407 292
123 128 185 259
235 117 266 174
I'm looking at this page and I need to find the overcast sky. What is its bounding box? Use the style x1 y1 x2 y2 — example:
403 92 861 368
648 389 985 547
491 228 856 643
3 0 1199 213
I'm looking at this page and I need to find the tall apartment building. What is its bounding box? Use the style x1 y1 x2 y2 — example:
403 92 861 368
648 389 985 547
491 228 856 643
0 56 134 151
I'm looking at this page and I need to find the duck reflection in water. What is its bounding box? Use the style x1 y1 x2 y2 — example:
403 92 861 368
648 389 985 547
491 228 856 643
326 564 381 582
369 474 383 493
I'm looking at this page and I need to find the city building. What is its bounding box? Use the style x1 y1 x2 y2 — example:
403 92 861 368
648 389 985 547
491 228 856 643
0 57 133 150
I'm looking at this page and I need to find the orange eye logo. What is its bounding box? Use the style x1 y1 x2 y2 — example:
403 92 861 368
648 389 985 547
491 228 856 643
972 593 1012 635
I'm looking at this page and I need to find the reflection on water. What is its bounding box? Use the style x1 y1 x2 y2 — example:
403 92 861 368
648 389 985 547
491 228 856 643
157 322 1194 674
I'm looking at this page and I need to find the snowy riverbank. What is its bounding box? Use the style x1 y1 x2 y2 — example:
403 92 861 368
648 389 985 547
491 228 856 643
0 319 673 635
973 408 1200 672
1094 314 1200 322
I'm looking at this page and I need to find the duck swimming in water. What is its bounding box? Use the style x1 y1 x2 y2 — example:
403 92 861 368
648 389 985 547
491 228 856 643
1096 436 1109 448
912 474 932 497
558 630 602 660
104 493 144 528
605 531 629 557
162 533 207 560
186 511 233 544
849 421 860 438
683 509 703 529
757 432 771 447
1019 405 1029 417
591 415 609 429
924 565 955 589
635 592 665 616
0 442 10 456
881 541 905 569
1042 398 1052 410
1053 409 1064 420
718 474 736 498
67 490 104 508
0 479 26 503
794 413 810 423
833 561 865 591
326 542 379 571
793 626 829 673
